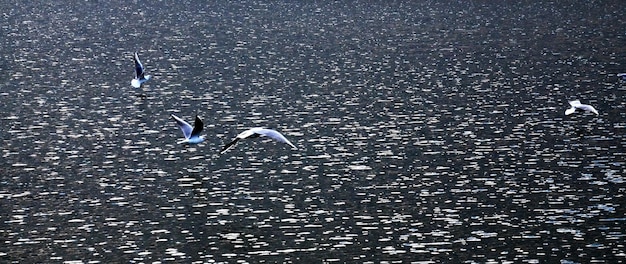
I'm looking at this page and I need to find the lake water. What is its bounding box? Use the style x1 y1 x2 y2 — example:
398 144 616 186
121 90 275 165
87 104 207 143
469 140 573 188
1 1 625 263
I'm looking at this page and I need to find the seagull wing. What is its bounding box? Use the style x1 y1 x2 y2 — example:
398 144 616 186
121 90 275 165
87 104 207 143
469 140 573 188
220 138 241 154
171 114 193 139
565 107 576 115
134 52 145 79
190 115 204 137
568 100 582 107
579 104 599 115
220 128 260 154
255 128 297 149
237 128 261 139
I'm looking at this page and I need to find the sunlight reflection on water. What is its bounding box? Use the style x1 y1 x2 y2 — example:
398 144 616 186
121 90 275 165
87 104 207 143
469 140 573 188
1 1 625 263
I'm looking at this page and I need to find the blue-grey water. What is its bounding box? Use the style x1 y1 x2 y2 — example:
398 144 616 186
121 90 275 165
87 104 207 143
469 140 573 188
2 1 625 263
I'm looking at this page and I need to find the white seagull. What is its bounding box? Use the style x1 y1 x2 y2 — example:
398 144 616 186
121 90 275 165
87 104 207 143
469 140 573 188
617 73 626 81
565 100 599 116
131 52 151 88
221 128 297 154
171 114 205 144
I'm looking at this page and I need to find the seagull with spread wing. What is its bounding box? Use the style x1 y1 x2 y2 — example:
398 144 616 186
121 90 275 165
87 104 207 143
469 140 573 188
221 127 297 154
565 100 599 116
131 52 152 88
171 114 205 144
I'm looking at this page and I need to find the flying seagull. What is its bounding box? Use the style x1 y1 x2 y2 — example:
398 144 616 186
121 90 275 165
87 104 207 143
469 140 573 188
171 114 205 144
131 52 151 88
565 100 599 116
617 73 626 81
221 128 297 154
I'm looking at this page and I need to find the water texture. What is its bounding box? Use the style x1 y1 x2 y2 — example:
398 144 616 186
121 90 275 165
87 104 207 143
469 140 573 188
1 1 625 263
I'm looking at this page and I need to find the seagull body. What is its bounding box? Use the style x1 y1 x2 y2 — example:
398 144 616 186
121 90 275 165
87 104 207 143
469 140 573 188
618 73 626 81
171 114 205 144
565 100 599 116
221 127 297 154
131 52 151 88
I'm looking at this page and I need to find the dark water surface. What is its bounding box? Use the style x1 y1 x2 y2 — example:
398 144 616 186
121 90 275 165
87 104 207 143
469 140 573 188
2 1 626 263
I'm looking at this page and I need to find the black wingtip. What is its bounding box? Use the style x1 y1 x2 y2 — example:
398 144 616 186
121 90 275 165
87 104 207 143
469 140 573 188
220 138 240 154
190 115 204 137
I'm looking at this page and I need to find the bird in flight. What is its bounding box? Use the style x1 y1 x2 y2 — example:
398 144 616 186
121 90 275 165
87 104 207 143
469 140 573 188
221 127 297 154
131 52 152 88
171 114 205 144
565 100 599 116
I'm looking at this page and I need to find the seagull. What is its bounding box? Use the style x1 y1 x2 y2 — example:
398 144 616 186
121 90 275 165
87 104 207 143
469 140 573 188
220 128 297 154
131 52 151 88
565 100 599 116
618 73 626 81
171 114 205 144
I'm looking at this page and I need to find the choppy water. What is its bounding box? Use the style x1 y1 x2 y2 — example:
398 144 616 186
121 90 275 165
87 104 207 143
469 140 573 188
2 1 625 263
